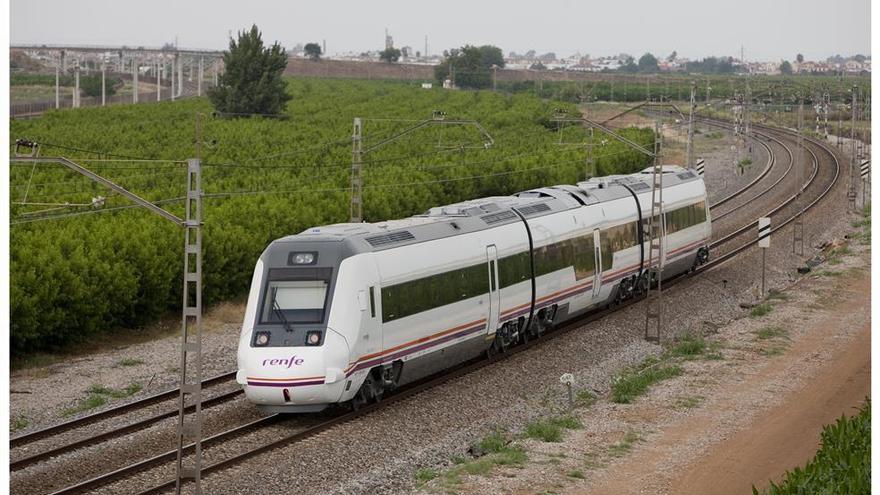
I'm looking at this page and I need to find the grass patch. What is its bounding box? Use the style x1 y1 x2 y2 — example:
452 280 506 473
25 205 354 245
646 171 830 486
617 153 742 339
476 429 509 454
524 415 582 442
667 333 706 359
11 416 29 432
766 289 789 301
754 326 789 340
760 345 788 357
705 131 724 139
61 382 142 417
575 390 597 408
414 467 438 486
756 400 870 494
674 395 704 409
608 431 642 457
611 359 683 404
117 358 145 367
567 469 586 479
749 303 773 318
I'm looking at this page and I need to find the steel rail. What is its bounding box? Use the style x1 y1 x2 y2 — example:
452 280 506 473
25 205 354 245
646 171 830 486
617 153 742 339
709 127 821 251
10 371 235 448
11 389 243 471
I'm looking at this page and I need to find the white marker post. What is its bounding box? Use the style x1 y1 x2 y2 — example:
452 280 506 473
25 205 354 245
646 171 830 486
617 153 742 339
695 158 705 176
860 160 870 208
559 373 575 409
758 217 770 297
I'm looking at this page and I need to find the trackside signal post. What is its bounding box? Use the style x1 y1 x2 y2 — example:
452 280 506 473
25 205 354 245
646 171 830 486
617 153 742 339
758 217 770 298
13 138 205 494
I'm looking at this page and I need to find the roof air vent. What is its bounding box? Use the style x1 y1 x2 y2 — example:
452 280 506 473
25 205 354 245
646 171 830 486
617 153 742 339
516 203 552 216
481 211 517 225
364 230 416 247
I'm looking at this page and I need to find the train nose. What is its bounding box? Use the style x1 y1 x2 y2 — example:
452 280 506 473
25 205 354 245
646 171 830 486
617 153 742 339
238 329 349 412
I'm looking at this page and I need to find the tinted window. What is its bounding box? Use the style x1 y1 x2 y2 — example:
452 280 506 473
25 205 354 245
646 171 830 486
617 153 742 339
381 263 490 322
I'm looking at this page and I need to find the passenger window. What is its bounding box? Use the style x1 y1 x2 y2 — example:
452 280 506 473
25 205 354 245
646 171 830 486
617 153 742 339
489 260 496 291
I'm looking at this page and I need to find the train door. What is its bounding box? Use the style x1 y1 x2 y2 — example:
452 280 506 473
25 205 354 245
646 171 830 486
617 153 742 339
486 245 500 336
592 229 602 297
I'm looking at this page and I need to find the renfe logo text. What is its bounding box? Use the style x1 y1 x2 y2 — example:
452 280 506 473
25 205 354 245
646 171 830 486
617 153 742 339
262 356 305 368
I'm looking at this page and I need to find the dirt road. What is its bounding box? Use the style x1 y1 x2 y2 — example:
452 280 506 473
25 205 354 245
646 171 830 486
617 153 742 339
581 270 871 495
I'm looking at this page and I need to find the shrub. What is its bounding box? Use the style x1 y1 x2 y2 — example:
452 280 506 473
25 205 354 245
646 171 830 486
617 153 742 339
755 400 870 494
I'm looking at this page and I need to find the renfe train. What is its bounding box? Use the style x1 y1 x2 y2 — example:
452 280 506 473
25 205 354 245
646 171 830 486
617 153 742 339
236 166 711 412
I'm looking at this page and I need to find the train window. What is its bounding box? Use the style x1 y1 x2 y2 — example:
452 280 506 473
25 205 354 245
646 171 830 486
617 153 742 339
499 251 530 288
381 261 491 322
369 286 376 318
572 234 595 280
489 261 496 291
259 267 332 325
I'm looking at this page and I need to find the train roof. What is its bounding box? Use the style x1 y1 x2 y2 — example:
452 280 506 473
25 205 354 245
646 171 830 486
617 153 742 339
279 165 701 253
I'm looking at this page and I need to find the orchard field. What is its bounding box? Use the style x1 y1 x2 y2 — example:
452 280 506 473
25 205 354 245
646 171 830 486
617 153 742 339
9 78 654 354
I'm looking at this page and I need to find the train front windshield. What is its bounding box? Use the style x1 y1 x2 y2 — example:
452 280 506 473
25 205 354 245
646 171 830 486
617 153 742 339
259 268 332 324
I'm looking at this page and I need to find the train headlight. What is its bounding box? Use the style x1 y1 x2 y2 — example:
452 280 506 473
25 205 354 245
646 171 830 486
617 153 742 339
254 331 271 346
289 252 317 265
305 331 322 346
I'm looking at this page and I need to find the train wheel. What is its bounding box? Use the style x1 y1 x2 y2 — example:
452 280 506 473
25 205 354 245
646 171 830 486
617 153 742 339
350 371 381 411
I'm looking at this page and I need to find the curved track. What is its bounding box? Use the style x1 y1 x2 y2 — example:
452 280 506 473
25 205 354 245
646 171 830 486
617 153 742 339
13 120 843 495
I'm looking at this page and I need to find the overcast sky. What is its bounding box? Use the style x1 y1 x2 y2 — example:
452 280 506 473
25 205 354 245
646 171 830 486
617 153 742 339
9 0 871 61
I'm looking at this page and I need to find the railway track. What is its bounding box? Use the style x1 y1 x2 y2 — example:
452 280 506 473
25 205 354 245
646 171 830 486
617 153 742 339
13 120 842 495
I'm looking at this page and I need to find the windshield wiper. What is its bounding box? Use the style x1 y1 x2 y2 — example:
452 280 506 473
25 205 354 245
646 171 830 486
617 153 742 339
272 293 295 333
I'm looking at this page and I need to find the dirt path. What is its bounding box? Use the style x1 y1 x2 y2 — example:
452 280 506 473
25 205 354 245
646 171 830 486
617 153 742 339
669 322 869 494
579 270 871 495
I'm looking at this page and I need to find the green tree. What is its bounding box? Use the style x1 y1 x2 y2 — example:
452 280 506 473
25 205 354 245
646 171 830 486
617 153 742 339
79 74 118 98
529 61 546 70
638 53 659 73
796 53 804 63
780 60 793 75
379 47 402 63
434 45 504 89
207 25 292 115
304 43 322 60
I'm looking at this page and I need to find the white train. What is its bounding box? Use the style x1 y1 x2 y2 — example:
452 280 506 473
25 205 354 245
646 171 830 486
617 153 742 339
236 166 711 412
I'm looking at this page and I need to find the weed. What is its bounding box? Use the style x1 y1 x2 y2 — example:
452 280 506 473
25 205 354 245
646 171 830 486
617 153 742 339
766 289 789 301
462 458 494 475
550 415 582 430
612 362 683 404
575 390 597 408
749 303 773 318
668 334 706 359
477 429 509 454
494 446 528 466
451 455 467 465
608 431 642 457
760 345 787 357
674 396 704 409
62 394 107 417
117 358 145 367
525 419 563 442
525 415 582 442
11 416 28 432
754 326 788 340
414 468 438 486
62 382 142 417
567 469 586 479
